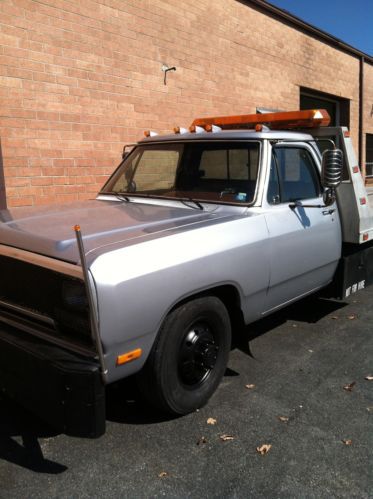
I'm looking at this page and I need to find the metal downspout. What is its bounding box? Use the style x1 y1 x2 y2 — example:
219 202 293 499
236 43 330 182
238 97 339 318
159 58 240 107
359 56 364 176
0 140 7 210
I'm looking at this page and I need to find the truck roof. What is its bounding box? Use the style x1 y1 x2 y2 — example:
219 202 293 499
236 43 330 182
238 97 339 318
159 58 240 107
139 129 315 144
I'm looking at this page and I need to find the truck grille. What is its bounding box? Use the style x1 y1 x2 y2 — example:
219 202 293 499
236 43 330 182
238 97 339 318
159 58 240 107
0 254 94 355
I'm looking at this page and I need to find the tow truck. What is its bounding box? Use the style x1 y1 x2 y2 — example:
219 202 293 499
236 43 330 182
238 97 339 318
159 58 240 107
0 109 372 437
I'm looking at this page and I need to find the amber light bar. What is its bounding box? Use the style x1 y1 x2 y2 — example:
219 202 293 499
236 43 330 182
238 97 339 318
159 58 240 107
191 109 331 130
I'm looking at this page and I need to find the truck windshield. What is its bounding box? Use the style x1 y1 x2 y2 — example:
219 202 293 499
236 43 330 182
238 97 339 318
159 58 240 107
102 141 260 205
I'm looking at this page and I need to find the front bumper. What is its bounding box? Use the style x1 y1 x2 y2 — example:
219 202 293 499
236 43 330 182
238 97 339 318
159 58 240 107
0 323 106 438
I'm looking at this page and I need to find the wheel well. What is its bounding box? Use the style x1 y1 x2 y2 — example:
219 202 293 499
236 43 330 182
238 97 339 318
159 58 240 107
169 285 245 338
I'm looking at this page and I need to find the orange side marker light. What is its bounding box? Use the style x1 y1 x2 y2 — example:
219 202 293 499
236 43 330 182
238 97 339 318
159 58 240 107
116 348 142 366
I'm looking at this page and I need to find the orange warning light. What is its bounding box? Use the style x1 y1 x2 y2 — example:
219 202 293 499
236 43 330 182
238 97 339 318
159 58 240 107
191 109 331 130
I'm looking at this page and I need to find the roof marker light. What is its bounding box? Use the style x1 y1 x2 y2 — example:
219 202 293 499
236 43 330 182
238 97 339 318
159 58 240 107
144 130 158 137
352 166 359 173
363 233 369 241
205 124 222 132
344 131 351 138
174 127 188 134
195 125 205 133
360 197 367 205
189 125 206 133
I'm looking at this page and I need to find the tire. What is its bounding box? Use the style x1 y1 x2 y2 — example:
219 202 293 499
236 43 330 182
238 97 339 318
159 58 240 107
138 296 232 415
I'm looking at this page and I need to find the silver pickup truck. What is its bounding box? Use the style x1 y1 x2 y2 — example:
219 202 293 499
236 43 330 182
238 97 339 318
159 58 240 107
0 110 372 437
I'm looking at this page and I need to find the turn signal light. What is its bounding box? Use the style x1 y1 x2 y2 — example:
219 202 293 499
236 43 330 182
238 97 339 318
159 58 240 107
116 348 142 366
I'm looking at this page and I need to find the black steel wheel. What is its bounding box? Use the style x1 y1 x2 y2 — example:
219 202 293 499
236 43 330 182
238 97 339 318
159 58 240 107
178 321 220 387
138 296 231 415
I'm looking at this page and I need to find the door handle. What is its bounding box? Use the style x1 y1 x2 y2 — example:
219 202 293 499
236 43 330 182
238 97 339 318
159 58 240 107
322 209 335 215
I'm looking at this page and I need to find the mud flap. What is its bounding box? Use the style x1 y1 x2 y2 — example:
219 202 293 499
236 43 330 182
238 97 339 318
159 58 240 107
327 242 373 299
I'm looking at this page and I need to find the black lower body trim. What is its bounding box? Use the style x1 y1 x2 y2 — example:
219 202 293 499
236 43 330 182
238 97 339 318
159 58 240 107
0 323 105 438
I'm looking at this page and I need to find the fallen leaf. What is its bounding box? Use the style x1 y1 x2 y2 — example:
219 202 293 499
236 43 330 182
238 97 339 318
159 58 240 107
292 324 298 328
308 349 313 353
220 434 234 442
367 407 373 412
343 381 356 392
207 417 217 425
245 384 255 389
278 416 289 423
256 444 272 455
342 439 353 446
197 436 207 446
158 472 168 478
331 316 339 320
347 314 357 320
365 375 373 381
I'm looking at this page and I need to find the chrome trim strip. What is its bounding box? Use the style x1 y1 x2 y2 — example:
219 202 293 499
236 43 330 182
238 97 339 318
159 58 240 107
0 244 83 279
0 299 55 326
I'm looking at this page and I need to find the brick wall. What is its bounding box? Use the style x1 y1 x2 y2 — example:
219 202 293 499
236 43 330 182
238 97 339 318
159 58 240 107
0 0 371 207
363 63 373 184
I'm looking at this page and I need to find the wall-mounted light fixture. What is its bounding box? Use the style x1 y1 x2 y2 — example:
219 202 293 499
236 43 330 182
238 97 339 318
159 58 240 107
162 64 176 85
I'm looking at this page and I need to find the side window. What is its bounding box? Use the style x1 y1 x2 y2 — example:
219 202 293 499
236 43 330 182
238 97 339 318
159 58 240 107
272 147 321 202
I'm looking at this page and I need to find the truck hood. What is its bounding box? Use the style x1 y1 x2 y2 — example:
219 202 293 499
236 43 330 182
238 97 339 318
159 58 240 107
0 199 231 264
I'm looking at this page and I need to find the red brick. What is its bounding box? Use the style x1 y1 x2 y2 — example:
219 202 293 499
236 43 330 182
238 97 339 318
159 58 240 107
8 196 34 207
31 177 54 186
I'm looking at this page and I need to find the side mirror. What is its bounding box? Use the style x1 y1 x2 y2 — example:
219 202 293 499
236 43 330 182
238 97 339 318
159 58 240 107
321 149 343 206
122 144 135 159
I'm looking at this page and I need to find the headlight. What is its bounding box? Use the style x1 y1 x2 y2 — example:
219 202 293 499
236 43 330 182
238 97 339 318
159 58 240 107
61 280 88 311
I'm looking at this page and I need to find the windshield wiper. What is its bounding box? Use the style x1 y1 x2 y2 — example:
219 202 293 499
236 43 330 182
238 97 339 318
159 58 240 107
105 191 131 203
179 197 204 210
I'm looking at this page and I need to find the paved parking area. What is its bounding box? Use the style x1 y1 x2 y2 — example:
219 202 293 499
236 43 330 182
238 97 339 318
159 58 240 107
0 288 372 498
